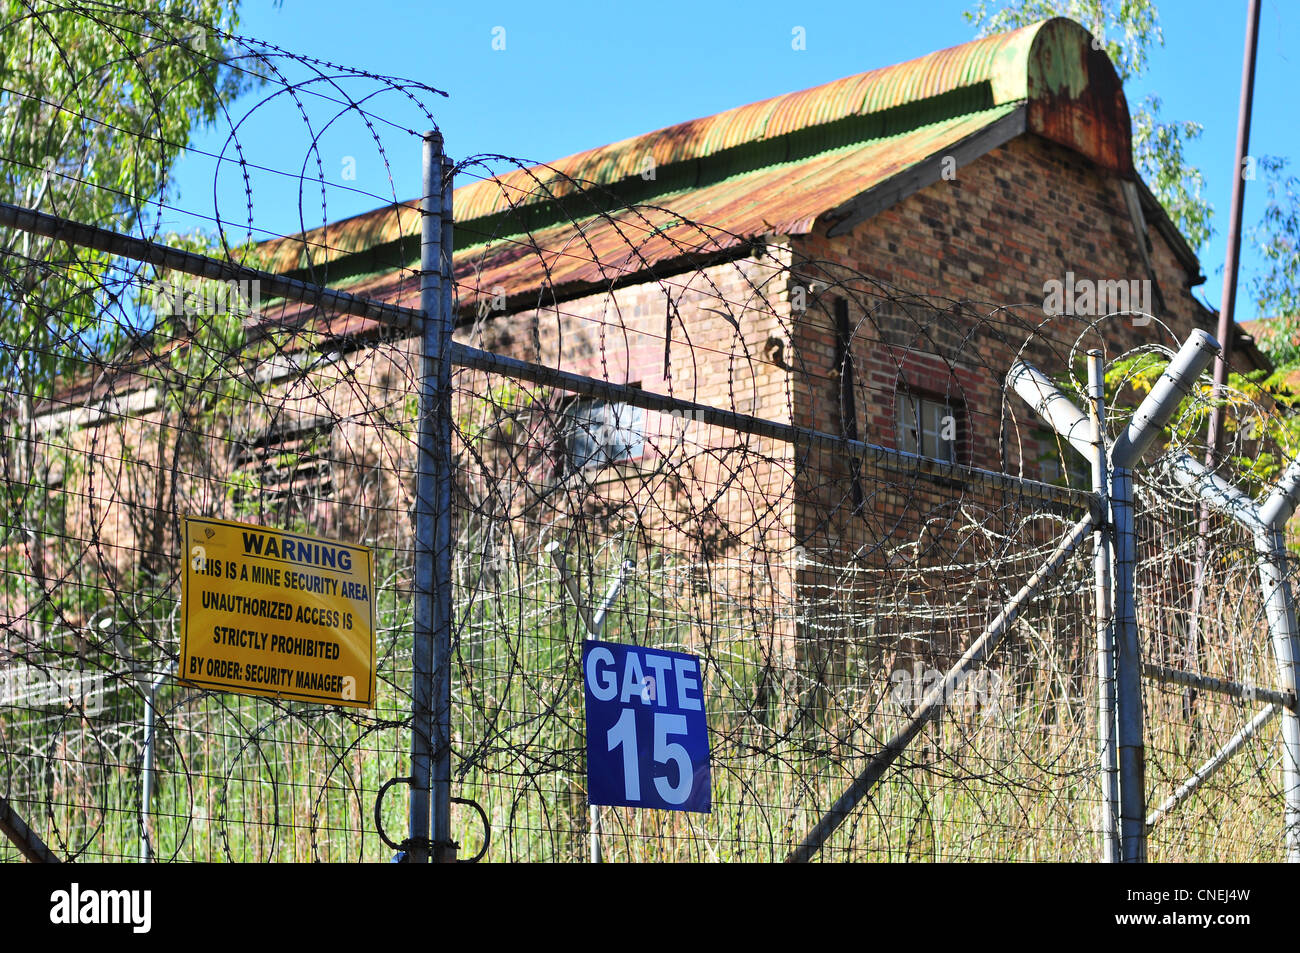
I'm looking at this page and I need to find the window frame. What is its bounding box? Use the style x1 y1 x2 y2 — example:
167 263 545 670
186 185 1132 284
895 390 959 464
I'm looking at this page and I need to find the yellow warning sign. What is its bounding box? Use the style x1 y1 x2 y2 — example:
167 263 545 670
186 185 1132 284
180 516 376 708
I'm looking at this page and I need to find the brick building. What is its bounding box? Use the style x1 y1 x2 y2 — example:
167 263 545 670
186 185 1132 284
253 15 1256 552
18 17 1262 672
263 15 1252 472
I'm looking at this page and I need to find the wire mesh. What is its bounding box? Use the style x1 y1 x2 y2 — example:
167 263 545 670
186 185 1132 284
0 2 442 862
1132 372 1298 863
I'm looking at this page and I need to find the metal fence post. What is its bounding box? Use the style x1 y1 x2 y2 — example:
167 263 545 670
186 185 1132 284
1255 461 1300 862
410 130 447 864
1009 357 1117 861
1166 453 1300 860
1087 351 1120 862
140 660 177 862
1108 329 1220 862
1108 462 1143 862
432 150 457 862
1013 331 1218 863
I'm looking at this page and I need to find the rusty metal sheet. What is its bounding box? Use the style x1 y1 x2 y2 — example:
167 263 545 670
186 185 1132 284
258 22 1058 276
258 16 1135 315
261 107 1016 343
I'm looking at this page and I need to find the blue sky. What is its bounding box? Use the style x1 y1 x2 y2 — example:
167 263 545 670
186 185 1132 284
173 0 1300 321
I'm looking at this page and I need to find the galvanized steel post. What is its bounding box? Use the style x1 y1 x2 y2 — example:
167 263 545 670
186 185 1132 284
1087 351 1120 862
140 660 177 862
1011 355 1119 860
1013 331 1218 862
411 131 453 863
1254 534 1300 862
432 148 457 862
1177 453 1300 860
1257 461 1300 861
1107 462 1143 862
1167 453 1300 859
1108 329 1220 862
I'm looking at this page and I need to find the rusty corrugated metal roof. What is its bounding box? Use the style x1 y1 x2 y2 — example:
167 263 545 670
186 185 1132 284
261 107 1017 339
258 17 1133 322
452 107 1021 300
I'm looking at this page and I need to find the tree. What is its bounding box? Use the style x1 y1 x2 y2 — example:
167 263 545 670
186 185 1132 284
1251 156 1300 334
0 2 254 657
0 1 252 393
964 0 1212 253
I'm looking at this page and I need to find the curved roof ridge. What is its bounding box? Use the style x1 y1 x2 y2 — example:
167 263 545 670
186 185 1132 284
259 17 1133 276
453 20 1049 221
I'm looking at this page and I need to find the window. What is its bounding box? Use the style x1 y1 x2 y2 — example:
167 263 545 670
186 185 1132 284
230 415 335 513
895 392 957 463
563 397 645 472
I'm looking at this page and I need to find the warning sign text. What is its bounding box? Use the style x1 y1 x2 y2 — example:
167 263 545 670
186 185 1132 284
180 517 376 707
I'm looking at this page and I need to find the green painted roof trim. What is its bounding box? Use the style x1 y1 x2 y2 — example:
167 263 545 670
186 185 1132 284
268 17 1139 282
452 84 1001 253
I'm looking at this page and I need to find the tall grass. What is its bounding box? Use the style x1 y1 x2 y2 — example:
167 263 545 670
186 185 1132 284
0 537 1287 863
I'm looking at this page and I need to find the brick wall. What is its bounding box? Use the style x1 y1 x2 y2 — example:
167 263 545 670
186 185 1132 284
14 130 1221 673
777 132 1213 672
793 133 1216 477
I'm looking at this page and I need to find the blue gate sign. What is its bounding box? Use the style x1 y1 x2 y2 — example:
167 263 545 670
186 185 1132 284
583 640 711 813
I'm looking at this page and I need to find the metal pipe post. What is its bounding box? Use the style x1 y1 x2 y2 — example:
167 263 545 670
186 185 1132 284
1109 464 1144 862
1166 454 1265 534
1205 0 1261 464
1199 0 1263 701
1009 353 1126 860
1087 351 1120 862
1256 462 1300 862
591 560 634 637
409 131 445 864
1110 330 1219 862
1012 334 1216 862
140 660 177 862
430 150 457 863
0 201 424 332
1007 360 1094 461
1257 536 1300 862
1109 331 1221 471
1256 458 1300 531
1169 452 1300 860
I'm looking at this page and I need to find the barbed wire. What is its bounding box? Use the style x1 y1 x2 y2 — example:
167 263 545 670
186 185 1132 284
0 2 1294 863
